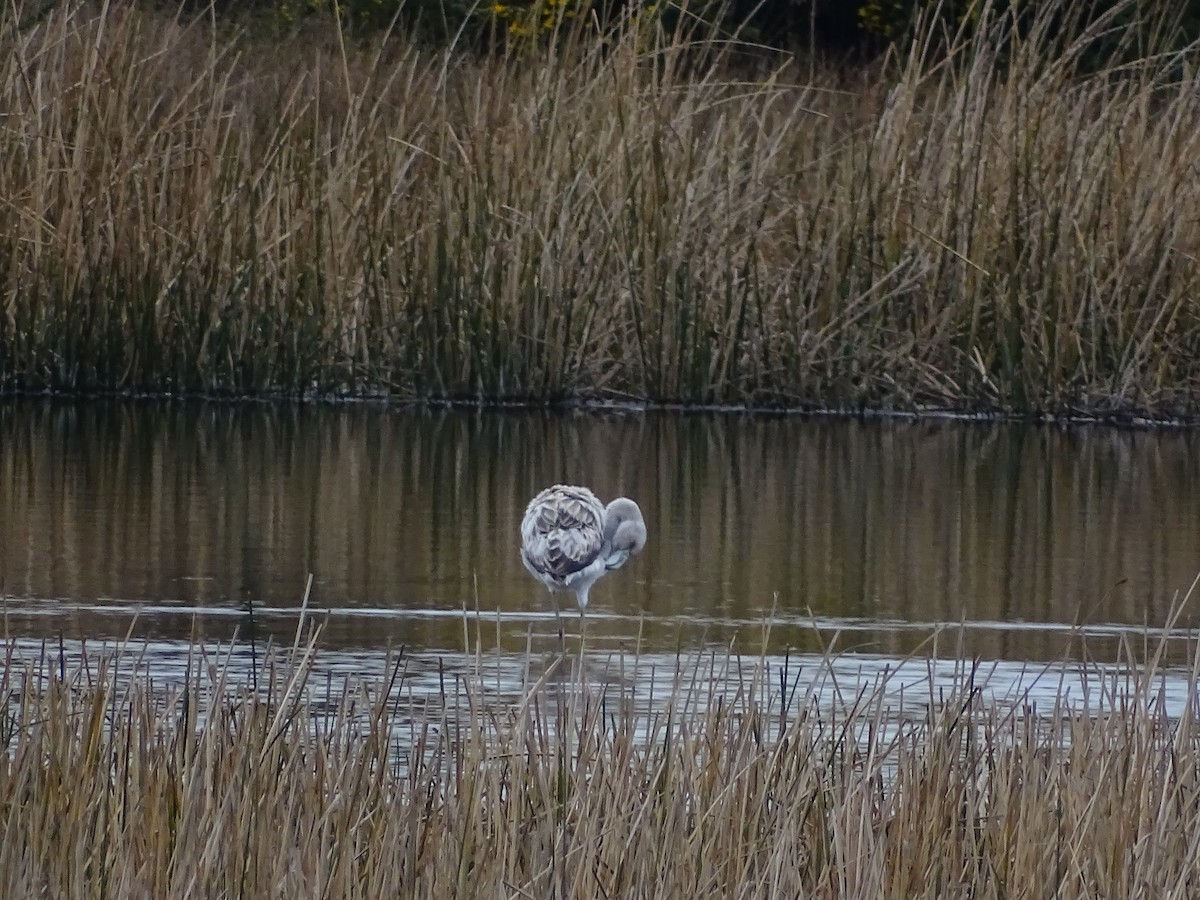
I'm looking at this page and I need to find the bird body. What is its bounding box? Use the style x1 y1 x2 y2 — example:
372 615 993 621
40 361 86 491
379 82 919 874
520 484 647 609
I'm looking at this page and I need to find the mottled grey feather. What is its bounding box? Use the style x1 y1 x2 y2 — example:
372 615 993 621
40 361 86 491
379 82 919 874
521 485 606 586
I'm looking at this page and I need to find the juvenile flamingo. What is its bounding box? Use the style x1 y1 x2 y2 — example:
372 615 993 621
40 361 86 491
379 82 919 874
520 484 647 611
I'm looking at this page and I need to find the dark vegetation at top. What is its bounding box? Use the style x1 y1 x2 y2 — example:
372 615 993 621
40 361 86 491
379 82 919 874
157 0 1200 61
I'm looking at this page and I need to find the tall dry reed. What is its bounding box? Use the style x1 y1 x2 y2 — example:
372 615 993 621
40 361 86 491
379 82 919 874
1 0 1198 414
1 624 1200 898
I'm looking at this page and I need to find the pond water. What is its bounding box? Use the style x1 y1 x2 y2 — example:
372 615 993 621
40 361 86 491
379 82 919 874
0 400 1195 657
2 399 1199 715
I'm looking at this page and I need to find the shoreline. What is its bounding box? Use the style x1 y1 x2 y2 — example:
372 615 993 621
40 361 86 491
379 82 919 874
3 389 1198 429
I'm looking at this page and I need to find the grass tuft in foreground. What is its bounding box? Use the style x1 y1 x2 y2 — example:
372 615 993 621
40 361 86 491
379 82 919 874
1 624 1200 897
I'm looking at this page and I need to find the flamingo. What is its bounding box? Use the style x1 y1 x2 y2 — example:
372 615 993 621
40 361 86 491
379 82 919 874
520 484 647 610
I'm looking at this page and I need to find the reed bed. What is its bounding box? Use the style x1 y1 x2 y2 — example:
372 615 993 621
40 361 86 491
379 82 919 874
2 626 1200 898
2 1 1199 414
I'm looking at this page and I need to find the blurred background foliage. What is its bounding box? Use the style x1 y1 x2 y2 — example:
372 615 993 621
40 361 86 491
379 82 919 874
1 0 1189 60
134 0 1200 60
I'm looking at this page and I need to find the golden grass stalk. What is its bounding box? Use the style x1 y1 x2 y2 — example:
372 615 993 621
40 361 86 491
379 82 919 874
1 625 1200 897
1 0 1198 414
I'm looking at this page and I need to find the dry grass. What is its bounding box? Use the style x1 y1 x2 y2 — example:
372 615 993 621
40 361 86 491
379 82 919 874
2 621 1200 898
1 0 1199 414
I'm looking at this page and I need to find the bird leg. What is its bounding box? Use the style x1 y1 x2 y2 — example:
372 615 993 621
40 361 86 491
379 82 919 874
553 598 565 658
579 606 587 662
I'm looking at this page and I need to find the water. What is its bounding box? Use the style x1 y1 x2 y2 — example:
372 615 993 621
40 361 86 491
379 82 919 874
2 399 1199 716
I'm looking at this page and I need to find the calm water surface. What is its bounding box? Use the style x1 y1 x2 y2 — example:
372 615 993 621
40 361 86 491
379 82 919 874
2 400 1200 712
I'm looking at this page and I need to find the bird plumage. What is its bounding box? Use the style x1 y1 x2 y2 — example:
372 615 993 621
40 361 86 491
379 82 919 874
520 484 647 609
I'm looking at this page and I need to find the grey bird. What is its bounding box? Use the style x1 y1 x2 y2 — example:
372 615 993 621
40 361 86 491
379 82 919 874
520 484 647 610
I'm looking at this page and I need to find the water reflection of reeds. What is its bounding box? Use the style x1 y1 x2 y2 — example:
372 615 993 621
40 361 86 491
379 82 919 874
1 400 1198 660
